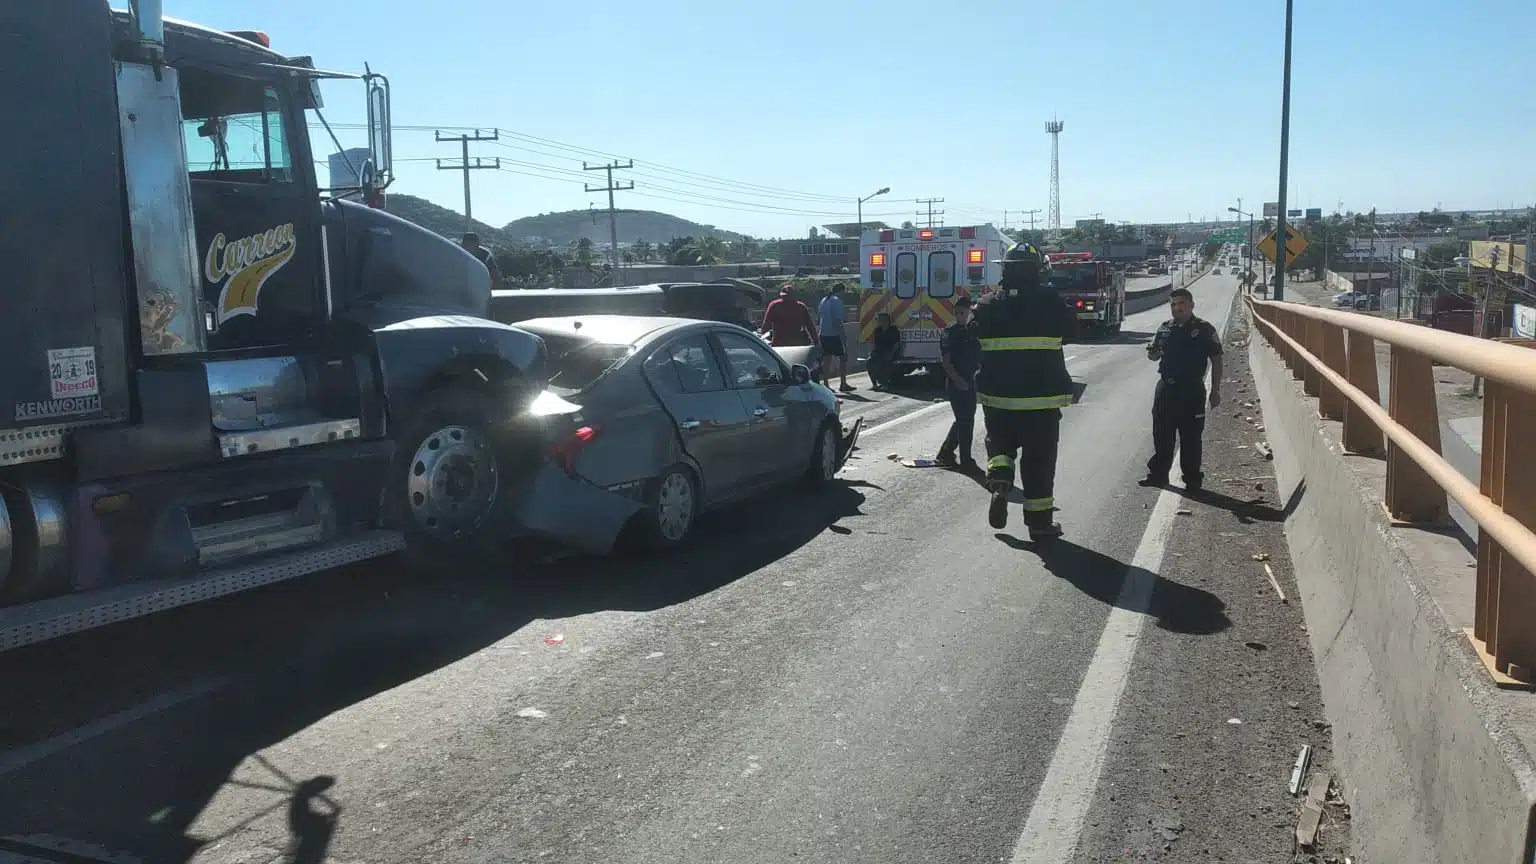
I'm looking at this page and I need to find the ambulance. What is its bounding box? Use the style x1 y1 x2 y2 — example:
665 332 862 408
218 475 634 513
858 224 1012 373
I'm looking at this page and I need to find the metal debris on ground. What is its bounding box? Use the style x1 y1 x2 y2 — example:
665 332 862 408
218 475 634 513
516 707 549 719
901 458 937 468
1255 441 1274 460
1176 508 1193 516
1288 744 1313 795
1252 552 1270 561
544 634 566 646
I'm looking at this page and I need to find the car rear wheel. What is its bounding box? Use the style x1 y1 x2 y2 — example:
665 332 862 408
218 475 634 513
644 465 698 549
805 422 839 487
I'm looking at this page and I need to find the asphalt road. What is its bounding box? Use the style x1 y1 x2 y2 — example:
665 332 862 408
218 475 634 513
0 270 1336 864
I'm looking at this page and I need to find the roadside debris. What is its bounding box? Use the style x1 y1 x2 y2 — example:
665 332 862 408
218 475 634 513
1176 508 1193 516
1251 552 1270 561
901 458 937 468
1288 744 1313 795
1255 441 1274 460
516 707 548 719
1264 563 1288 603
1295 771 1332 850
544 634 565 646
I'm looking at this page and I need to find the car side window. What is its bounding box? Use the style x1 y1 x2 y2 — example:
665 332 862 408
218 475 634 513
644 334 725 394
715 332 786 389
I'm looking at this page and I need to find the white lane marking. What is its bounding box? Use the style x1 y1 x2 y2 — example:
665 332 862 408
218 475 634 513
858 400 952 437
1007 487 1184 863
0 677 229 777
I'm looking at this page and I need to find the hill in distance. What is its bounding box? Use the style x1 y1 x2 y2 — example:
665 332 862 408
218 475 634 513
383 194 748 248
502 209 747 246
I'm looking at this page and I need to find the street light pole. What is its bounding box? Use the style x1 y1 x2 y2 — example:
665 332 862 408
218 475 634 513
1273 0 1295 302
857 186 890 234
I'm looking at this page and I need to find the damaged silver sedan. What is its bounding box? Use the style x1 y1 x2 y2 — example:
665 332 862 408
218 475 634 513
508 315 861 552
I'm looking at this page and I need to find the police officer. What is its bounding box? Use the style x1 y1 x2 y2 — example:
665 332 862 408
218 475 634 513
1141 287 1223 492
975 243 1078 539
935 295 980 472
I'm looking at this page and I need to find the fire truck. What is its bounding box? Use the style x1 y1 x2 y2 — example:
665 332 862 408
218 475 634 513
857 225 1012 374
0 0 632 651
1045 252 1127 338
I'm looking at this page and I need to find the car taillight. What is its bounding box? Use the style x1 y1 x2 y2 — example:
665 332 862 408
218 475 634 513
1075 299 1085 308
549 424 600 473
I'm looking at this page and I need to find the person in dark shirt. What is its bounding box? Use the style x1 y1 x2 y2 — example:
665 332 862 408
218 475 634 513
760 284 818 347
868 312 901 390
461 232 501 284
935 296 981 471
1140 287 1224 492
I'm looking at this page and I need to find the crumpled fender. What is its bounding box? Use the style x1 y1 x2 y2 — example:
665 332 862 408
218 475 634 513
512 463 643 556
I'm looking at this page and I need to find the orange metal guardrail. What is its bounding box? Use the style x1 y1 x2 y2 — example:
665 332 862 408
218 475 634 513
1244 295 1536 687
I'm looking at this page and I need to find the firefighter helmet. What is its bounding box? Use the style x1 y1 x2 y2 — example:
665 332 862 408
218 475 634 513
994 242 1046 288
992 242 1045 268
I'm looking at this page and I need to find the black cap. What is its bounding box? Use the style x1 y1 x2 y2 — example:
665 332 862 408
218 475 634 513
955 296 973 308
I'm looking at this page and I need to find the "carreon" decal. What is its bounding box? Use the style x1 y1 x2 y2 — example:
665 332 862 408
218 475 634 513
206 223 297 323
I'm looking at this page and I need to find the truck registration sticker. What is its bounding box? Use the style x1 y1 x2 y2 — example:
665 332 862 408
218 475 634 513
48 346 99 399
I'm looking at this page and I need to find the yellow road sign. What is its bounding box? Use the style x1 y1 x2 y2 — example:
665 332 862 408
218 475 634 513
1258 225 1309 267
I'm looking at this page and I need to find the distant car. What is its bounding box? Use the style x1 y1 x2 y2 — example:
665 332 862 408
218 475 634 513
516 315 862 548
1213 268 1222 275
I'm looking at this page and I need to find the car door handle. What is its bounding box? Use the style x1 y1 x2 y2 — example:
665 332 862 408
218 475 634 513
752 407 769 418
679 418 701 430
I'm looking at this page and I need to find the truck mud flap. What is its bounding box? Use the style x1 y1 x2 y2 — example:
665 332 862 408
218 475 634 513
836 416 863 470
512 463 642 556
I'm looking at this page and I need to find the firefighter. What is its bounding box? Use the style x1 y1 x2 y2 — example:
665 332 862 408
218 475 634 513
975 243 1078 539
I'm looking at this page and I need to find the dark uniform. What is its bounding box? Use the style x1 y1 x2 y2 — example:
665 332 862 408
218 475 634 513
936 307 980 467
976 244 1078 538
1145 314 1223 490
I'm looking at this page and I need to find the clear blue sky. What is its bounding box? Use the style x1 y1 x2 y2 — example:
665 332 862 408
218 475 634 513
164 0 1535 238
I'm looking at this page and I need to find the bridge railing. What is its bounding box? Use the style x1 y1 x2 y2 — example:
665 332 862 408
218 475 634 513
1245 295 1536 687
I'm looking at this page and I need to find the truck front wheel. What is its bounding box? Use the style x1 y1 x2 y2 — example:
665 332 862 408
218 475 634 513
389 386 518 563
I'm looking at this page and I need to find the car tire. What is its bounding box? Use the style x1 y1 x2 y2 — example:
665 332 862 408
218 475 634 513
805 421 839 488
388 385 524 568
643 465 698 550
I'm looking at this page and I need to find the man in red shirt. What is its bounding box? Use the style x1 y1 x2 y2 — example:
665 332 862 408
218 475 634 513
759 283 818 347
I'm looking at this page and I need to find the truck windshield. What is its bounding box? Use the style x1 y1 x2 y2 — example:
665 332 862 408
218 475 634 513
540 335 633 395
1044 266 1099 293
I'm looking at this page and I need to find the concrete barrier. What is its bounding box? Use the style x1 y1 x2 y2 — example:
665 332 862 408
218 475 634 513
1125 280 1173 316
1249 310 1536 864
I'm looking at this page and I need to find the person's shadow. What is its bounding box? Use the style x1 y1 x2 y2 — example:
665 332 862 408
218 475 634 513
994 534 1231 635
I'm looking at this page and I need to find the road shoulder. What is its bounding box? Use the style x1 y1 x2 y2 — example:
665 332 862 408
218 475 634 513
1072 300 1354 863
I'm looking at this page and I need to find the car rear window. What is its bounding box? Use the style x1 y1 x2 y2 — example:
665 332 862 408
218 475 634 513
540 335 632 395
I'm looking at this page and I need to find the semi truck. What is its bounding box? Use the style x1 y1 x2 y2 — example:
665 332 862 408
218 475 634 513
0 0 634 652
1044 252 1127 338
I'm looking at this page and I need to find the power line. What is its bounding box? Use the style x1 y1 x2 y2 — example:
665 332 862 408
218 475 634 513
434 129 501 236
584 160 634 273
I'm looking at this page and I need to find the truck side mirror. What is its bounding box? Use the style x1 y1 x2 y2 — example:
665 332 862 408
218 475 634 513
365 74 392 188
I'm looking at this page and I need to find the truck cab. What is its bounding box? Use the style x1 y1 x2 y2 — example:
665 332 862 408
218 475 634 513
0 0 630 651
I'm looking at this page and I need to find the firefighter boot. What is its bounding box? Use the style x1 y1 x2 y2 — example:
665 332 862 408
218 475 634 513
985 455 1013 530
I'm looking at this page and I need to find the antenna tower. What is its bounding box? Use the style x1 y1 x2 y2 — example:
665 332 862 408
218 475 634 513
1045 119 1064 240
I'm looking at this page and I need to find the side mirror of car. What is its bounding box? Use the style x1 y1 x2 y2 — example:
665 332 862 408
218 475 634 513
790 364 812 385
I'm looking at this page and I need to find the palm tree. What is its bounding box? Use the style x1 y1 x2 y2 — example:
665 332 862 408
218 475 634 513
574 237 595 269
632 239 653 263
697 236 728 264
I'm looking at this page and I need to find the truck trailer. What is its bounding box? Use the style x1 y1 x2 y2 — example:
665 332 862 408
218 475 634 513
0 0 634 652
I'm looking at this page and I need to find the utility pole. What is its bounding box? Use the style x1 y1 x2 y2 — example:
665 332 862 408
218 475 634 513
1273 0 1295 302
1473 244 1502 396
584 160 634 276
1005 208 1042 234
434 130 501 236
917 197 945 228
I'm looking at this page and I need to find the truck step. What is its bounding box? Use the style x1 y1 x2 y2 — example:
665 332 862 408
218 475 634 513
0 530 405 652
190 509 327 568
217 418 361 459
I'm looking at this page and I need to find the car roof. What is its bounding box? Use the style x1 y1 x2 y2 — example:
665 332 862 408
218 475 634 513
515 315 707 346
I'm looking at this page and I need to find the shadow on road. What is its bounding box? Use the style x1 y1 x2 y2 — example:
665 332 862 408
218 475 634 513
1182 477 1306 525
994 534 1232 636
0 481 869 863
1082 328 1156 347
